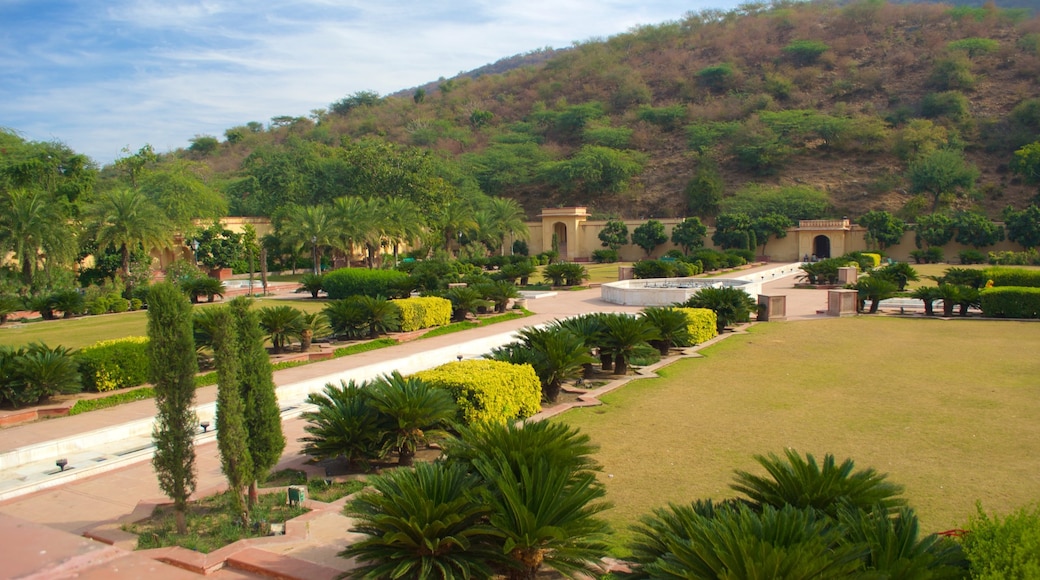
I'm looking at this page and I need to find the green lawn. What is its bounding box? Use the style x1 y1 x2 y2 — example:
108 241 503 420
0 296 330 350
559 317 1040 548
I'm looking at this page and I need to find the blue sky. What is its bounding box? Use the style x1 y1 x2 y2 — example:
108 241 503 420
1 0 743 165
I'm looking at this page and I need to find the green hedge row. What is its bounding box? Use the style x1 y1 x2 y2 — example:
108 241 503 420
393 296 452 332
77 337 149 392
979 287 1040 318
413 359 541 425
983 267 1040 288
676 308 719 344
323 268 409 299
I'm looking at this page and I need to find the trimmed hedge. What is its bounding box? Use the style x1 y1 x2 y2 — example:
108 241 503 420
322 268 409 299
77 337 149 392
676 308 719 344
983 267 1040 288
393 296 452 332
413 359 541 425
979 287 1040 318
862 253 882 268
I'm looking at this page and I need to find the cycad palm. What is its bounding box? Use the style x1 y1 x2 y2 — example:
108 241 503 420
298 311 331 352
257 305 304 353
366 372 456 466
300 380 383 470
731 449 907 517
88 188 170 278
341 461 503 579
443 420 601 479
515 326 595 403
683 286 757 333
600 313 660 375
641 307 692 355
838 504 967 577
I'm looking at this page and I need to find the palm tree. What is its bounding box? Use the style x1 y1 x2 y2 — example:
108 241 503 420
87 188 170 278
14 343 82 406
445 286 491 322
557 313 608 376
683 286 757 333
641 307 692 355
300 380 383 470
378 196 425 266
0 295 22 326
366 372 457 466
356 295 401 338
910 286 942 316
279 204 334 275
257 305 304 353
0 188 77 284
600 313 660 375
49 289 85 319
295 273 324 299
443 419 601 479
837 504 967 577
486 196 529 256
341 462 503 579
437 199 478 255
329 195 377 268
323 297 368 339
181 277 225 303
730 449 907 518
854 275 899 314
876 262 919 291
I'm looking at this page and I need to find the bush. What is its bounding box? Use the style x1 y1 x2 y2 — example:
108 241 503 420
909 247 944 264
987 250 1040 266
960 249 987 264
543 263 588 287
108 297 130 313
0 343 83 407
861 253 882 268
675 308 718 344
983 267 1040 288
323 268 410 299
633 260 676 279
591 249 619 263
783 39 830 65
979 287 1040 318
725 248 755 263
690 249 724 271
392 296 452 332
963 502 1040 579
412 359 541 425
77 337 150 392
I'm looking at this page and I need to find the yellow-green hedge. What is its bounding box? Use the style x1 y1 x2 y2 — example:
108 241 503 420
862 253 882 268
413 359 541 425
77 336 150 392
392 296 452 332
677 308 718 344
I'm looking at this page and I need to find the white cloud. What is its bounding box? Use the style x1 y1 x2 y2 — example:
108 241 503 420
0 0 743 164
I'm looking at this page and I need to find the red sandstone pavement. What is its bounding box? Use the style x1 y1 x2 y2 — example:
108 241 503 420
0 266 829 578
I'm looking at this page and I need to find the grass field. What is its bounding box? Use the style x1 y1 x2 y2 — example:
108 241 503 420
0 296 328 350
559 316 1040 548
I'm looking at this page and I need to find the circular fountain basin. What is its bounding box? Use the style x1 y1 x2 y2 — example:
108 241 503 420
601 277 760 306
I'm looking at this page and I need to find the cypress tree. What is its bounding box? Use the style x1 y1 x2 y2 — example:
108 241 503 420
211 307 253 519
229 297 285 505
147 282 198 535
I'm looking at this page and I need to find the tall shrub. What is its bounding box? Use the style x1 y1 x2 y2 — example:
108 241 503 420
210 307 252 518
322 268 409 299
229 297 285 505
147 282 198 535
77 337 149 392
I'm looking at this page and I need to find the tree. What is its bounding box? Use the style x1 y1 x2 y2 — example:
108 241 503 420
712 212 755 250
1004 205 1040 249
670 217 707 255
329 195 377 267
858 211 907 251
485 196 529 256
0 188 76 284
377 196 425 265
685 158 724 217
147 282 198 535
641 307 693 355
114 144 157 188
1011 142 1040 192
229 297 285 505
278 204 334 275
88 188 171 279
854 275 899 313
598 219 629 252
488 326 594 403
366 372 456 466
914 213 955 249
908 149 979 211
257 306 304 353
632 219 668 257
751 213 792 256
210 307 252 519
952 211 1004 248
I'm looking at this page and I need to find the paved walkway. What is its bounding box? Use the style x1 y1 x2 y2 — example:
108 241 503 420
0 265 830 578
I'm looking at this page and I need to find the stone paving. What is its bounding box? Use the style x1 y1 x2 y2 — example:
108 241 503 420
0 265 830 578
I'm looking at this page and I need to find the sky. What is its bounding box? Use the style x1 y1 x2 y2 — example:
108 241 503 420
0 0 745 166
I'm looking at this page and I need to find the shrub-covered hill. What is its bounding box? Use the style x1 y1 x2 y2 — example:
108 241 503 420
119 0 1040 221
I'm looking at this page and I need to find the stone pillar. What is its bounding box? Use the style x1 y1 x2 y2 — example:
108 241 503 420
757 294 787 321
618 266 634 281
838 266 858 285
827 289 859 317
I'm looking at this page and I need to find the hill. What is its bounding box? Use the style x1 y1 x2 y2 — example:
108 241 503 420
98 0 1040 222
